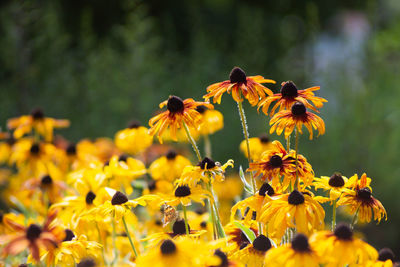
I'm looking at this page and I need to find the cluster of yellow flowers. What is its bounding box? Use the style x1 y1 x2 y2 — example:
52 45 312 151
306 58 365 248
0 67 394 267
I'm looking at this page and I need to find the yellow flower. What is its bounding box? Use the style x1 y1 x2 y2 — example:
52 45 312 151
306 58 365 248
313 173 350 201
224 221 258 254
259 190 325 240
258 81 327 116
239 134 275 161
7 108 70 142
196 106 224 135
203 67 275 106
115 121 153 155
148 95 213 143
162 184 212 207
270 102 325 140
143 179 174 196
310 223 378 266
366 248 396 267
337 173 387 223
264 233 321 267
149 150 191 182
231 235 272 267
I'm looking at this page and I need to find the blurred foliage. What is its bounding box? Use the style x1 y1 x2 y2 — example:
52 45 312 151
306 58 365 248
0 0 400 254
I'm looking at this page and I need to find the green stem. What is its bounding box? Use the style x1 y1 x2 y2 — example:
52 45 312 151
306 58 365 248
350 206 360 230
183 122 202 161
286 135 291 151
204 134 212 158
122 216 139 258
237 101 257 194
96 223 107 265
332 199 337 231
294 129 299 190
207 197 217 240
112 218 118 265
206 182 226 238
182 205 190 235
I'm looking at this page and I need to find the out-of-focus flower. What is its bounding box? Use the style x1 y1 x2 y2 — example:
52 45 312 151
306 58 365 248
149 150 191 182
239 134 275 161
231 235 272 267
115 121 153 155
195 105 224 135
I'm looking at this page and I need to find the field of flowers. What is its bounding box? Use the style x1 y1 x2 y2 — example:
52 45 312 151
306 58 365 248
0 67 395 266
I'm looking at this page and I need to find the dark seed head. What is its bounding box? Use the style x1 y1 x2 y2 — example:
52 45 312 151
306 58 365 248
288 190 305 205
214 249 229 267
172 219 189 235
229 67 247 84
63 229 75 242
291 102 307 116
259 183 275 197
167 96 185 113
357 187 372 200
334 223 353 241
103 160 109 167
155 219 162 226
281 81 299 98
328 173 345 187
199 157 216 169
41 175 53 186
30 144 40 155
7 137 16 146
200 221 207 228
66 144 77 155
291 233 310 252
252 235 272 252
174 185 191 197
111 191 128 205
31 108 44 120
269 155 283 168
26 224 42 241
195 207 206 215
160 239 177 255
77 258 96 267
378 248 395 262
259 134 270 143
147 180 157 191
118 154 129 162
196 105 208 114
128 120 141 129
166 149 177 160
85 191 96 205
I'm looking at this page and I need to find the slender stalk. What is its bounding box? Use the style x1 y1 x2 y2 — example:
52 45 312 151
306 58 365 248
204 134 212 158
207 197 217 240
332 199 337 231
183 122 202 161
237 101 257 194
182 205 190 235
350 206 360 230
206 182 226 238
286 135 291 151
294 129 299 189
122 216 139 258
111 218 118 265
96 223 107 265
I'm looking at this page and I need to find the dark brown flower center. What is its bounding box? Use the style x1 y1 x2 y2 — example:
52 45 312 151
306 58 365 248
172 219 189 235
174 186 191 197
291 233 310 252
269 155 283 168
31 108 44 120
111 191 128 205
258 134 270 143
199 157 216 169
334 223 353 240
160 239 176 255
147 180 157 191
357 187 372 200
328 173 345 187
200 221 207 228
30 144 40 155
288 190 305 205
229 67 247 84
77 258 96 267
291 102 306 116
63 229 75 242
252 235 271 252
166 149 177 160
378 248 395 262
167 96 184 113
281 81 299 98
85 191 96 205
259 183 275 197
128 120 141 129
196 105 207 114
118 154 129 162
66 144 77 155
213 249 229 267
26 224 42 241
41 175 53 186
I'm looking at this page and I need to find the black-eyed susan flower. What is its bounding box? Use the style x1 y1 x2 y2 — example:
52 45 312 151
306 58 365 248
231 234 272 267
115 120 153 155
148 95 213 143
0 133 14 165
7 108 70 142
239 134 275 161
337 173 387 223
143 179 174 196
366 248 397 267
247 140 295 187
264 233 321 267
269 102 325 140
258 81 327 116
203 67 275 106
149 150 191 182
259 190 325 240
193 105 224 136
161 184 212 207
22 173 68 204
313 172 350 201
310 223 378 266
224 222 258 254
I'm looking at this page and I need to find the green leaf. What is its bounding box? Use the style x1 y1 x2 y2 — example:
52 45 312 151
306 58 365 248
239 166 254 195
233 221 256 243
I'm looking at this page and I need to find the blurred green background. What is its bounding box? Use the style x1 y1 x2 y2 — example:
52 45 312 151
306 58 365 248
1 0 399 256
